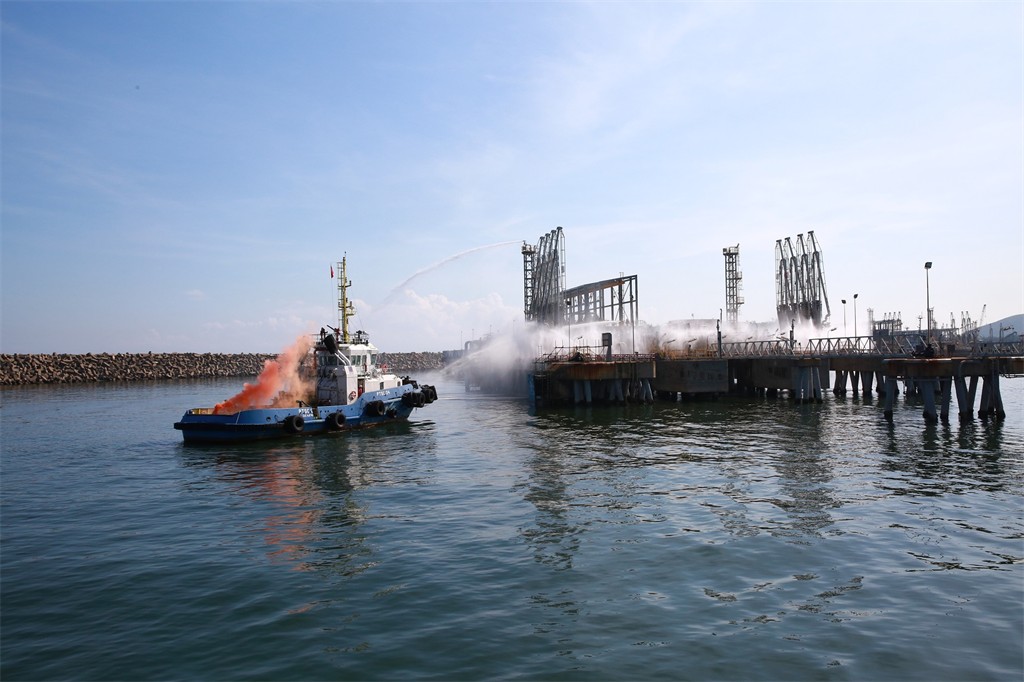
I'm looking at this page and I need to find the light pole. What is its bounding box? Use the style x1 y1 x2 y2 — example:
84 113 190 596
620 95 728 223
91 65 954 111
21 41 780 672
924 262 933 337
841 299 847 336
853 293 859 337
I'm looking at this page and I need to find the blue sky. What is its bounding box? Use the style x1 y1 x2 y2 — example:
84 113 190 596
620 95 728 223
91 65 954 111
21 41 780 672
2 1 1021 353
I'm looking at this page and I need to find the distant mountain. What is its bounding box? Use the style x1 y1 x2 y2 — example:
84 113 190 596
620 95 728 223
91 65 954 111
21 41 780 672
978 314 1023 342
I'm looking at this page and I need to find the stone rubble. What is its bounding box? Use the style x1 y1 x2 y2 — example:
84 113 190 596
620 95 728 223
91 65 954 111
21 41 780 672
0 352 444 386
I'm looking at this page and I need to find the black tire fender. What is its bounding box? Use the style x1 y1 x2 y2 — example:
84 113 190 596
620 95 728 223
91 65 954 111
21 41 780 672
284 414 305 434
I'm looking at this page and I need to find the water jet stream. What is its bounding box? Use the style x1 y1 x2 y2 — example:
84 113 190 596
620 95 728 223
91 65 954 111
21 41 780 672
374 240 520 312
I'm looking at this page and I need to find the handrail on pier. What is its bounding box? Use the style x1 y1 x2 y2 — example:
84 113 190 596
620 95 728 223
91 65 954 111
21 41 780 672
535 338 1022 366
660 336 1023 361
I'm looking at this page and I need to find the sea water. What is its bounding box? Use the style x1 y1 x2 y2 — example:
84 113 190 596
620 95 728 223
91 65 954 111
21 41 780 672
2 374 1022 680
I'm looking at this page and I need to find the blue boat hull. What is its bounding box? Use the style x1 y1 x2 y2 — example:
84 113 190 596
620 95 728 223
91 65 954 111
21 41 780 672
174 384 431 444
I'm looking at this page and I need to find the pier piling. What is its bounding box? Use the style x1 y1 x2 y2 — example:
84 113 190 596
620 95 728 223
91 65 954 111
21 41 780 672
527 336 1021 421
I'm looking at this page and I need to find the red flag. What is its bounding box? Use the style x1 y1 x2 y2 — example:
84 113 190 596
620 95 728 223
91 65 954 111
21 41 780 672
330 264 334 278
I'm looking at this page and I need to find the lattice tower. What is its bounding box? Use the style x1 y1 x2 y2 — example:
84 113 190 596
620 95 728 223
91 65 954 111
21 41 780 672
522 227 566 325
723 244 743 326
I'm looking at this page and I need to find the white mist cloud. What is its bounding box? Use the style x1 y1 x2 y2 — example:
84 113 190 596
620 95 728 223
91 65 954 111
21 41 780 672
363 289 523 352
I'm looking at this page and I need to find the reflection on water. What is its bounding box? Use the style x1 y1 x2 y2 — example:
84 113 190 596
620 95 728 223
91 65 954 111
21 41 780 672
516 450 580 571
178 419 440 576
3 377 1020 680
879 420 1015 498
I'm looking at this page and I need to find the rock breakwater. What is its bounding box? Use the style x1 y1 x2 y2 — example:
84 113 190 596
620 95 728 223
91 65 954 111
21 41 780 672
379 352 444 374
0 351 445 386
0 353 276 385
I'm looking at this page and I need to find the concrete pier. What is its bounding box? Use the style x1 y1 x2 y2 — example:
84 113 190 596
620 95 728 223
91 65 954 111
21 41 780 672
726 357 824 403
530 351 657 407
528 335 1022 422
881 357 1021 422
653 359 728 399
830 357 885 396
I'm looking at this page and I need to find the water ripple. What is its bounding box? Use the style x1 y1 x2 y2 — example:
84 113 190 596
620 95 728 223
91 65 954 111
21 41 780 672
1 377 1021 680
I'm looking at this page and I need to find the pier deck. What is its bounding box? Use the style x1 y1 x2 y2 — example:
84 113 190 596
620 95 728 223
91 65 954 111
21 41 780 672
529 335 1023 423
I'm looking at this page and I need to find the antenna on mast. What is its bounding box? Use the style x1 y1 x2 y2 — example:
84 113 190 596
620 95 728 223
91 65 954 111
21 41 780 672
337 255 355 343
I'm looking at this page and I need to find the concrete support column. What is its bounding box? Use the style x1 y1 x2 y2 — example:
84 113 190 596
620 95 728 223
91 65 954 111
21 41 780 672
978 377 991 419
611 379 624 403
883 376 900 420
954 375 973 422
921 377 940 423
939 378 952 422
992 373 1006 420
794 366 823 403
979 372 1006 420
833 370 848 395
641 378 654 403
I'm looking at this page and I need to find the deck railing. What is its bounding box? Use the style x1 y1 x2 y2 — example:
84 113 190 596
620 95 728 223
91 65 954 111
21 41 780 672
542 337 1024 363
534 336 1022 367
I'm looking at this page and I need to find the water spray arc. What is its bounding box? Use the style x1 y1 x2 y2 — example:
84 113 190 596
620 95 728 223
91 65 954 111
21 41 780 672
375 240 521 312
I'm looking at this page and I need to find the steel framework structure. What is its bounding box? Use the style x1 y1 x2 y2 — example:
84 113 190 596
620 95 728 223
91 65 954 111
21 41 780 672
723 244 744 326
775 231 831 329
522 227 566 325
563 275 638 325
873 311 904 337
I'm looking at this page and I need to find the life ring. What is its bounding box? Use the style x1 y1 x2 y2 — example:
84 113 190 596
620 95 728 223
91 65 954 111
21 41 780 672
348 391 357 402
327 412 346 431
283 414 305 434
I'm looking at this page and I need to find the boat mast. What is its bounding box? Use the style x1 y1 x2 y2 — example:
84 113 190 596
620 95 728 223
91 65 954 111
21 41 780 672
336 255 355 343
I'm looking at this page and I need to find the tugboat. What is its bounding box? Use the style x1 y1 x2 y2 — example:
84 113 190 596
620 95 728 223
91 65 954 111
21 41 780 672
174 257 436 443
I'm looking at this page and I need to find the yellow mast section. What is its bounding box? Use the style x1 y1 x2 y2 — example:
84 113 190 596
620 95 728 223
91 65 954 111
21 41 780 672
336 256 355 343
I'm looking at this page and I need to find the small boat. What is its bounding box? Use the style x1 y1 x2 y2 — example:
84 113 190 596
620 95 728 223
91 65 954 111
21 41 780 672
174 257 437 444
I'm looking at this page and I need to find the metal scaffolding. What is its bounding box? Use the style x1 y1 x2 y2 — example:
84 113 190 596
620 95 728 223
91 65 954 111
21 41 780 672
522 227 566 325
564 275 638 325
775 231 831 329
723 244 744 326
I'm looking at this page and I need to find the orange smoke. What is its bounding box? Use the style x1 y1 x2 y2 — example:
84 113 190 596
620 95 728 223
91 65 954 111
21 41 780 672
213 335 313 415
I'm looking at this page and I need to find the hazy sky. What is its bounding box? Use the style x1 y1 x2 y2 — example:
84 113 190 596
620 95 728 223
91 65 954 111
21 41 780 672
3 1 1021 353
